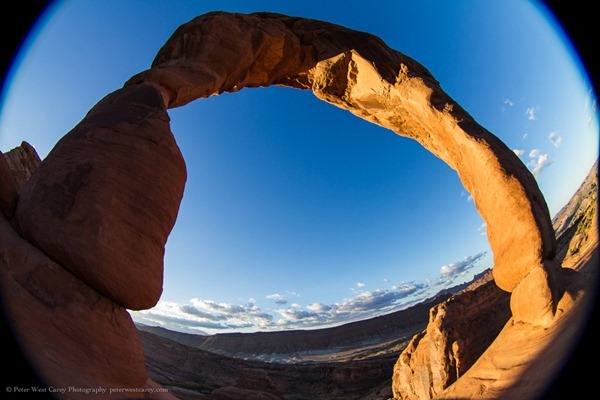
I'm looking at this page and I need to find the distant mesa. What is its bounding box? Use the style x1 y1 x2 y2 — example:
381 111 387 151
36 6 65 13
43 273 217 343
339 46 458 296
1 11 597 400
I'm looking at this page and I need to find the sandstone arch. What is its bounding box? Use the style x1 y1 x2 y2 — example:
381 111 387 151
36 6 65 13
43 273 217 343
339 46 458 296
14 11 560 325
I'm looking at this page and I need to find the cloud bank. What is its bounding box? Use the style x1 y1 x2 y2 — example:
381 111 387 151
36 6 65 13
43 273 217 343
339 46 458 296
130 252 490 334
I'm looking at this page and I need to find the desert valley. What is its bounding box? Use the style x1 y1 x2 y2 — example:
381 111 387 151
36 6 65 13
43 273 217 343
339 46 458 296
1 138 597 399
135 157 597 400
1 9 598 400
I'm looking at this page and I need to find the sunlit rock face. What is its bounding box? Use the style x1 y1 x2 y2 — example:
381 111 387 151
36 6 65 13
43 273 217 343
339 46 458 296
129 11 559 325
2 11 592 400
391 161 598 400
391 277 511 399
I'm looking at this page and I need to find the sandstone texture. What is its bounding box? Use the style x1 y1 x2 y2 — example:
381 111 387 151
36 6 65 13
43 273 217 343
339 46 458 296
0 141 40 217
553 159 598 267
391 280 511 399
0 149 17 217
14 84 186 310
1 10 595 400
391 160 598 399
0 214 151 394
2 140 41 191
1 144 175 399
127 11 559 325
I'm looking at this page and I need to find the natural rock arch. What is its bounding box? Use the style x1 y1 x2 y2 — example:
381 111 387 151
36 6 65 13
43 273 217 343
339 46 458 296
14 11 559 326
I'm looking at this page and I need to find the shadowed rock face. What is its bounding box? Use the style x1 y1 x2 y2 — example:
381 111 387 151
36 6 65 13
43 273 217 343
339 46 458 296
0 141 40 218
1 10 583 400
391 277 511 399
14 84 186 310
16 10 558 323
133 11 557 324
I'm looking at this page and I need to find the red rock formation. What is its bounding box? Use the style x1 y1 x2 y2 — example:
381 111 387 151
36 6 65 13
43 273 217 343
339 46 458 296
0 149 17 217
1 142 175 398
391 280 511 399
0 215 151 394
553 160 598 267
391 160 598 399
14 84 186 310
128 11 559 326
2 141 41 191
0 141 40 217
1 11 591 400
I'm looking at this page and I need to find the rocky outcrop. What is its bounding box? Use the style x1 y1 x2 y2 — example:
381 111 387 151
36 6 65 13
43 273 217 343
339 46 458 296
13 84 186 310
1 144 173 398
0 214 152 395
0 141 40 217
1 10 591 400
0 150 18 217
391 280 511 399
127 11 560 326
391 160 598 400
2 141 41 191
553 160 598 267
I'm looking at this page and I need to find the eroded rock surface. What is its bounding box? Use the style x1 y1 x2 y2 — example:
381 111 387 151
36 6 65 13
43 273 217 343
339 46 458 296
0 214 151 393
1 10 592 400
14 84 186 310
127 11 559 325
391 278 511 399
2 141 41 192
553 160 598 267
391 160 598 400
0 141 40 217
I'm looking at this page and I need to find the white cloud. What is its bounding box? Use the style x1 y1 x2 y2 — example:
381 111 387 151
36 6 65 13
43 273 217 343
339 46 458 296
526 106 539 120
130 252 491 334
522 133 528 139
528 153 553 177
276 283 430 328
307 302 332 312
439 252 486 277
130 298 274 332
276 309 319 323
356 282 365 288
585 87 597 125
548 131 563 147
478 222 487 237
501 98 514 112
267 293 288 305
529 148 540 158
460 190 473 202
513 149 525 157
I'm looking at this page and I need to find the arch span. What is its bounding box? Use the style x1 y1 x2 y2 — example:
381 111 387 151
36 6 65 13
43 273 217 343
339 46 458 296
15 12 559 324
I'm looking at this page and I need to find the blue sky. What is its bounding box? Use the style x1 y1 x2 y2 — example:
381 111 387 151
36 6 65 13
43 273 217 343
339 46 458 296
1 1 597 334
